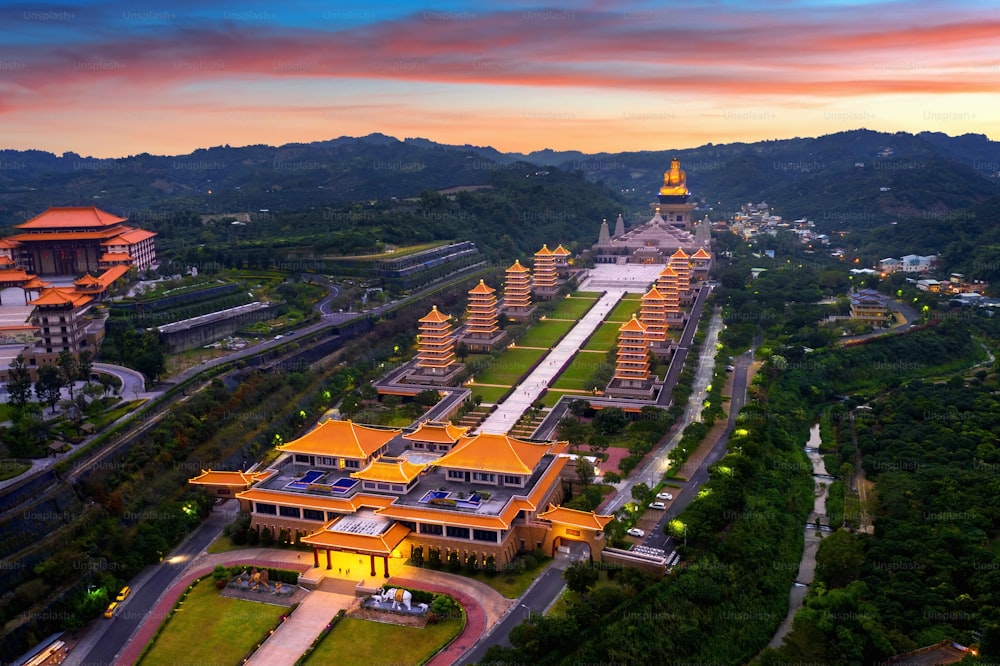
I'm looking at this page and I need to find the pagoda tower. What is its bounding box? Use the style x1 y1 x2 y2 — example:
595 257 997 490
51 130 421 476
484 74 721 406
503 260 535 322
613 316 651 385
656 265 684 330
669 248 692 304
640 285 669 355
532 244 559 299
416 306 456 375
461 280 508 351
690 247 713 282
613 214 625 238
552 244 572 274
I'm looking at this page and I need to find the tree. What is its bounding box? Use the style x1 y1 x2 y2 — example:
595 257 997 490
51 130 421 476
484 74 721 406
77 349 94 383
815 528 865 589
568 399 592 418
575 455 595 487
630 482 653 507
563 561 599 594
593 406 627 435
6 354 32 409
35 364 64 414
132 329 165 382
56 351 78 399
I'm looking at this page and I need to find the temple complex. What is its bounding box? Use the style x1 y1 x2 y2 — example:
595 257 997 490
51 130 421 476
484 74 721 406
502 260 535 321
2 206 156 275
592 159 712 265
460 280 508 352
190 420 613 571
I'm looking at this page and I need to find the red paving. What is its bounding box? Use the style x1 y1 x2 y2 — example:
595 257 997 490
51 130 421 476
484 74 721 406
121 565 489 666
389 577 485 666
118 559 310 666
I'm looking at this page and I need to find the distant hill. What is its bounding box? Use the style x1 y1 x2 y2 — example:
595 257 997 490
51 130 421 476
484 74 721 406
1 129 998 234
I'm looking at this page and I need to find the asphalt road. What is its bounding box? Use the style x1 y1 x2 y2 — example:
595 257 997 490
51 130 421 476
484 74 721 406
71 504 236 666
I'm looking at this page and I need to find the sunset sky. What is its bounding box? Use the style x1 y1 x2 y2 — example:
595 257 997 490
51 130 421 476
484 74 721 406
1 0 998 157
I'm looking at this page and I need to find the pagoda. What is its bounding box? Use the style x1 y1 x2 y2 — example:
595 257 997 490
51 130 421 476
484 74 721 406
532 245 559 299
655 265 685 330
460 280 508 352
669 248 693 305
399 305 465 386
605 315 658 399
503 260 535 322
639 285 670 358
690 247 713 282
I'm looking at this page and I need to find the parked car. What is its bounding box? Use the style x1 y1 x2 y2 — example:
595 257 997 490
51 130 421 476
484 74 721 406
648 501 666 510
626 528 645 538
103 602 118 619
656 492 674 501
116 586 131 602
726 365 735 372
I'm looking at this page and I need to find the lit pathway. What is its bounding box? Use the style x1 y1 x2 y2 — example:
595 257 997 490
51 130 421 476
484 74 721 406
476 264 662 435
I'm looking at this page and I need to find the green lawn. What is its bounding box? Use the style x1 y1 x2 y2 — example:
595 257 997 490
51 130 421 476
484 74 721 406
539 389 586 407
471 347 546 386
516 319 575 348
546 295 599 320
139 578 287 666
304 615 463 666
581 322 622 351
551 352 609 391
0 459 30 482
465 384 510 404
607 298 641 323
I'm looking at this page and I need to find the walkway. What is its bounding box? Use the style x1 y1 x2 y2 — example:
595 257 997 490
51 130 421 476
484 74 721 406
477 264 662 434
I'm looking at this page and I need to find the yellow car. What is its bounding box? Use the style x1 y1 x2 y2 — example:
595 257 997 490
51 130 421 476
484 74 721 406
104 602 118 619
116 586 131 602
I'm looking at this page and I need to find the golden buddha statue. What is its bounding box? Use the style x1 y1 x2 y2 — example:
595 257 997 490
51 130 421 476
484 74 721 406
659 158 688 196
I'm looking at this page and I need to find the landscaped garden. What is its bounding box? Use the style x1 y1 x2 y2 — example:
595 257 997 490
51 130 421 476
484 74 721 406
138 575 288 665
550 351 609 391
515 319 575 348
545 292 601 320
581 322 623 351
467 347 546 386
302 613 463 666
606 296 641 322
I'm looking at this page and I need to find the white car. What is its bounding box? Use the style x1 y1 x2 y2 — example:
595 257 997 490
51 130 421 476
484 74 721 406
648 501 666 510
656 492 674 501
626 528 645 538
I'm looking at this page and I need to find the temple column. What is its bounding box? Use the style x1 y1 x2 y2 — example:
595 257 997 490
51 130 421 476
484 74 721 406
383 556 390 578
313 546 319 568
326 548 332 570
369 554 377 577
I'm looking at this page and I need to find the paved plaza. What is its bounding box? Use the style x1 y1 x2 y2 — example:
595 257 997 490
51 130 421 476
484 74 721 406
477 264 664 434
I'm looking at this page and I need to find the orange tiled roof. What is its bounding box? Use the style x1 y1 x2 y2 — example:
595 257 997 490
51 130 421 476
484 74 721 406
277 419 401 459
468 279 495 295
537 505 613 531
552 244 571 256
188 469 273 487
351 458 426 484
29 287 91 308
101 228 156 245
5 229 126 242
670 248 690 259
237 488 357 513
535 244 553 256
0 239 19 249
22 276 50 289
403 421 468 444
16 206 127 230
301 521 410 555
100 252 132 263
432 432 556 475
691 248 712 259
619 316 647 333
0 268 32 283
74 273 101 286
642 286 666 300
95 265 130 287
506 259 529 273
0 256 12 265
658 265 678 277
419 305 450 324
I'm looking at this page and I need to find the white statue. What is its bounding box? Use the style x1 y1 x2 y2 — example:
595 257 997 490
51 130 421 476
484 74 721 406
374 587 413 611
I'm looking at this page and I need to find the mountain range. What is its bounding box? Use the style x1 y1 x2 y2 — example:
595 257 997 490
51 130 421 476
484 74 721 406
1 129 998 231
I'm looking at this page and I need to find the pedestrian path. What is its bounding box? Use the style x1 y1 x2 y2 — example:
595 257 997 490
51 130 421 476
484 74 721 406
477 263 662 435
